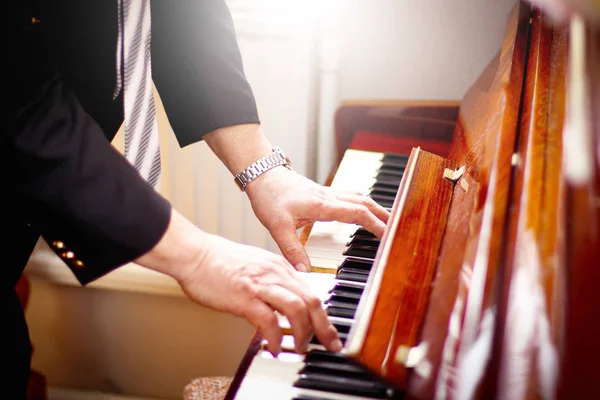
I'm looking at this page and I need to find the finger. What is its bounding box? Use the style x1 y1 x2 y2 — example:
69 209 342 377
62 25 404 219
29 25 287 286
271 226 311 271
275 273 342 353
331 188 368 196
242 298 283 356
334 192 390 224
259 285 312 353
318 199 387 238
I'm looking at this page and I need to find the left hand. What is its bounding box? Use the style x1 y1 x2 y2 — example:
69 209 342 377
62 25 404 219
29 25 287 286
245 166 390 271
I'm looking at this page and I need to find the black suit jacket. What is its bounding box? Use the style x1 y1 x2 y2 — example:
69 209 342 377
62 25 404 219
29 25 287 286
4 0 259 395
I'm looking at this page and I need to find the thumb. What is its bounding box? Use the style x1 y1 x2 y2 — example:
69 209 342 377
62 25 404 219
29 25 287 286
272 228 311 272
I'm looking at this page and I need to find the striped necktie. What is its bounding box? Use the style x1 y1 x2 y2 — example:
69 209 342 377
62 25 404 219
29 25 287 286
114 0 161 189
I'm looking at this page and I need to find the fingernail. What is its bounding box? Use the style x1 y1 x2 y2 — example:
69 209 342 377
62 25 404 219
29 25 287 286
296 263 309 272
269 346 281 358
331 339 343 352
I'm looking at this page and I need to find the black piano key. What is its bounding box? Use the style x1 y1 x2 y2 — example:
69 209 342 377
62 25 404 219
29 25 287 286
372 185 401 196
324 299 359 310
300 360 369 378
338 257 374 270
328 284 363 300
376 164 405 174
375 171 403 180
325 293 360 306
370 181 401 191
371 181 400 196
369 185 399 195
293 393 403 400
294 373 392 399
326 305 356 319
378 163 406 173
369 194 396 204
374 173 403 182
383 152 410 162
369 185 398 197
304 349 348 362
374 178 403 188
337 266 370 277
292 395 333 400
327 290 362 302
369 188 399 198
352 227 377 238
304 350 369 369
343 245 378 259
369 191 396 199
376 171 404 182
298 350 403 398
347 236 380 247
304 350 373 369
338 258 374 270
376 170 404 180
336 271 369 283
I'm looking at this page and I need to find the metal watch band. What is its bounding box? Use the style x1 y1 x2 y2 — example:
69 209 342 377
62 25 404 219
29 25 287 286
234 146 292 190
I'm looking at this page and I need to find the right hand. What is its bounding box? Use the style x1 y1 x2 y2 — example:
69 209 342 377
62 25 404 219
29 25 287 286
177 232 342 356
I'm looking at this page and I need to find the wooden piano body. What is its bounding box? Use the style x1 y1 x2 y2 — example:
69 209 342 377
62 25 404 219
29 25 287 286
226 2 600 399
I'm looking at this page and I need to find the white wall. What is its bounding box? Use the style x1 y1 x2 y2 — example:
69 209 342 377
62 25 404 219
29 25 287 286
337 0 518 101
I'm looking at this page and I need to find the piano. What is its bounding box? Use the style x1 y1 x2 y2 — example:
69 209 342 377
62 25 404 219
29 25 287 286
225 2 600 400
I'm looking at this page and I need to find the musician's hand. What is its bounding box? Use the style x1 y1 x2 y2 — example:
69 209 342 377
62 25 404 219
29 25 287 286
527 0 600 24
177 232 343 355
245 166 390 271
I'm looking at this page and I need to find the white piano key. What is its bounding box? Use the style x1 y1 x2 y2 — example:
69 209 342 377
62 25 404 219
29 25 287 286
308 222 360 236
308 256 345 272
262 335 326 353
329 149 384 193
295 271 338 299
234 350 385 400
305 233 352 253
305 247 350 261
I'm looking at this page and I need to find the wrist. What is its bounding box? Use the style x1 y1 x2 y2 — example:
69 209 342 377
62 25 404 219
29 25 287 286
134 209 208 284
245 164 294 199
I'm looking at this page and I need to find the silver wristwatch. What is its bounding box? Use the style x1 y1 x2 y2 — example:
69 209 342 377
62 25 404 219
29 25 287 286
234 146 292 190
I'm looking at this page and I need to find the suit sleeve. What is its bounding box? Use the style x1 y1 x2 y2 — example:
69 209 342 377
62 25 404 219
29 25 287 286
4 5 172 285
151 0 260 147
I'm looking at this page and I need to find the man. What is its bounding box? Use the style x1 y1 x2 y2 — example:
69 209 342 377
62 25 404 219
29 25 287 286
5 0 389 397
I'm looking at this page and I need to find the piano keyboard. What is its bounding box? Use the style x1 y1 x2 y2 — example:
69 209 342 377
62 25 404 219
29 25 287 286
233 149 409 400
305 150 408 272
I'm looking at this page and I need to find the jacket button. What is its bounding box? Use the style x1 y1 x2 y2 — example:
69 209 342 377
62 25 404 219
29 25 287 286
74 260 85 269
52 241 65 249
62 251 75 259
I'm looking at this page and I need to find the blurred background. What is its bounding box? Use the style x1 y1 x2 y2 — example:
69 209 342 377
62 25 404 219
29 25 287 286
23 0 517 399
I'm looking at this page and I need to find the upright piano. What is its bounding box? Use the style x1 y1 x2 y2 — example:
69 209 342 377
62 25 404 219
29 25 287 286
225 2 600 399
